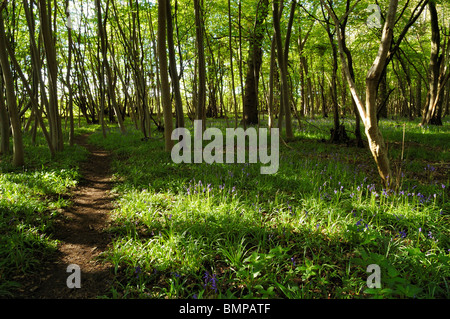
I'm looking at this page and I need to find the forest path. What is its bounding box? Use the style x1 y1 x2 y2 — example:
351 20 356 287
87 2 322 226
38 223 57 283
22 133 115 298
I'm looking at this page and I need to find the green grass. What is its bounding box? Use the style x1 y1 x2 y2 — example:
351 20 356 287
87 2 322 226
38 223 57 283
0 127 89 297
89 116 449 299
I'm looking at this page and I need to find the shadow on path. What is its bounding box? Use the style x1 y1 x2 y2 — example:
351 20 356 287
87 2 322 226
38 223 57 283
19 133 115 298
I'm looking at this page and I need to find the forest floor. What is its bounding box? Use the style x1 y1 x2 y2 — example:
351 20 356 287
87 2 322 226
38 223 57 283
16 133 115 298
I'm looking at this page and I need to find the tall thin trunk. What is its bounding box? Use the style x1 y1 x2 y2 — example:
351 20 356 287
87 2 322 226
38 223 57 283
0 12 24 166
228 0 238 128
422 1 443 125
0 76 10 155
96 0 126 134
194 0 206 131
273 0 293 140
167 0 184 128
66 1 74 146
243 0 270 126
158 0 173 151
39 0 63 151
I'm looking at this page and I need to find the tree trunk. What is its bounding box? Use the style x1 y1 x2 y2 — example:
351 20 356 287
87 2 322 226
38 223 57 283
66 0 74 146
0 12 24 166
194 0 206 131
242 0 269 126
0 76 10 156
39 0 64 151
273 0 293 140
228 0 238 128
96 0 126 134
322 0 398 187
167 0 184 128
422 1 443 126
158 0 174 151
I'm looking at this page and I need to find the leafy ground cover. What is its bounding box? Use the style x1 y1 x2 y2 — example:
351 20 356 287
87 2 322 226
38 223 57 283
88 116 449 299
0 127 94 297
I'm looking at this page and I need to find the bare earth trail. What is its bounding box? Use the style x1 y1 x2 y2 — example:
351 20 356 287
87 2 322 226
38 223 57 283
20 133 115 298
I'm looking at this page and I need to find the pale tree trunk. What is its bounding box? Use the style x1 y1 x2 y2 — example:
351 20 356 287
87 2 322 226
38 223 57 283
0 11 24 166
158 0 174 151
322 0 398 187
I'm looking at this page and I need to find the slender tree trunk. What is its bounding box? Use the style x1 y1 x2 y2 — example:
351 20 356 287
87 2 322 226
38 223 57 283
322 0 398 187
39 0 63 151
228 0 238 128
158 0 173 151
194 0 206 131
66 1 74 146
166 0 184 128
243 0 269 126
0 76 9 155
422 1 443 125
96 0 126 134
0 12 24 166
268 36 276 128
273 0 293 140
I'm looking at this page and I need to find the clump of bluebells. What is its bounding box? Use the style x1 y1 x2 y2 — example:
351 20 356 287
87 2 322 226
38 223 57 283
203 271 218 294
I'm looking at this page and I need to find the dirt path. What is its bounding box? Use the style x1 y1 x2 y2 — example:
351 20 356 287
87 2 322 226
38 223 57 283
19 133 115 298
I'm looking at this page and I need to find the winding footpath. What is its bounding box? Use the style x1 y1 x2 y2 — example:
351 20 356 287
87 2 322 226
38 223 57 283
20 134 115 298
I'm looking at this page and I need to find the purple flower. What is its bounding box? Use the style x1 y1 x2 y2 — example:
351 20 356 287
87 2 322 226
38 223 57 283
291 257 296 267
135 266 142 278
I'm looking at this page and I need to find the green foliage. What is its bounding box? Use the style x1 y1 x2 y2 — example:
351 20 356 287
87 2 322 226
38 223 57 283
90 117 449 299
0 130 86 296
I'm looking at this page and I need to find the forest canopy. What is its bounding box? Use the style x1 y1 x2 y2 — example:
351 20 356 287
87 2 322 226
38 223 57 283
0 0 449 179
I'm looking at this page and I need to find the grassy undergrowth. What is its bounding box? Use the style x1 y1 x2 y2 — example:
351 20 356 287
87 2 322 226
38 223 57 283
90 117 449 299
0 126 94 297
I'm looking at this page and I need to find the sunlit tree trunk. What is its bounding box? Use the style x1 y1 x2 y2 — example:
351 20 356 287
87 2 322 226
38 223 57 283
322 0 398 187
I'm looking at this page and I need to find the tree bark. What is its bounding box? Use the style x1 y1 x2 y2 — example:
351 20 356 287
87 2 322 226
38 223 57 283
0 11 24 166
38 0 64 151
167 0 184 128
242 0 269 126
158 0 174 151
421 1 444 125
96 0 126 134
0 76 9 156
322 0 398 187
66 0 74 146
194 0 206 131
273 0 293 140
